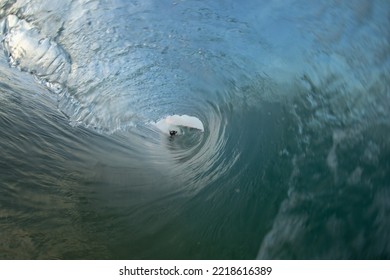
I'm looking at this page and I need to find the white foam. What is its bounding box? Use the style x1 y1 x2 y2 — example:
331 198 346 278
2 15 71 85
152 114 204 135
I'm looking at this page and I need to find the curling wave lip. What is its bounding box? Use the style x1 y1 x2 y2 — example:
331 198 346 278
152 114 204 135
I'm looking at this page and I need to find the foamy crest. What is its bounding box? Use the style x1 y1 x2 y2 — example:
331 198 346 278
152 114 204 135
2 15 71 87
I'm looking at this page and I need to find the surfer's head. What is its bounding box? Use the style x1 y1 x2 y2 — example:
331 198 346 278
169 130 177 136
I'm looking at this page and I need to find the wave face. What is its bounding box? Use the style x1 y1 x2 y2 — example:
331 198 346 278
1 0 390 259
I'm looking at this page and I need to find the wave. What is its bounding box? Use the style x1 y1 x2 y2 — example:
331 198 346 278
152 114 204 134
1 0 390 259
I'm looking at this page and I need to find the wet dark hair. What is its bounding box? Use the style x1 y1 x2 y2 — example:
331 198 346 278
169 130 177 136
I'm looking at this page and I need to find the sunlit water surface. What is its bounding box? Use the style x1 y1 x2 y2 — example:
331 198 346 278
0 0 389 259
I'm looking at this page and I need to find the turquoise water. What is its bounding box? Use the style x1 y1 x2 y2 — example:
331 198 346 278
0 0 389 259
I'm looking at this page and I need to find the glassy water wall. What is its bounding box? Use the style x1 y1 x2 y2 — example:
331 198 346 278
0 0 389 259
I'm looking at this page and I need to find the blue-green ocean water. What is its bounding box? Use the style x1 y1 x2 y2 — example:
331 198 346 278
0 0 389 259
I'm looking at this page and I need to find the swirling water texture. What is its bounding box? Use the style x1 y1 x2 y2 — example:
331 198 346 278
0 0 389 259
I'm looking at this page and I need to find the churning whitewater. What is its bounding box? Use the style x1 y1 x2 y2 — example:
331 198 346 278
0 0 389 259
